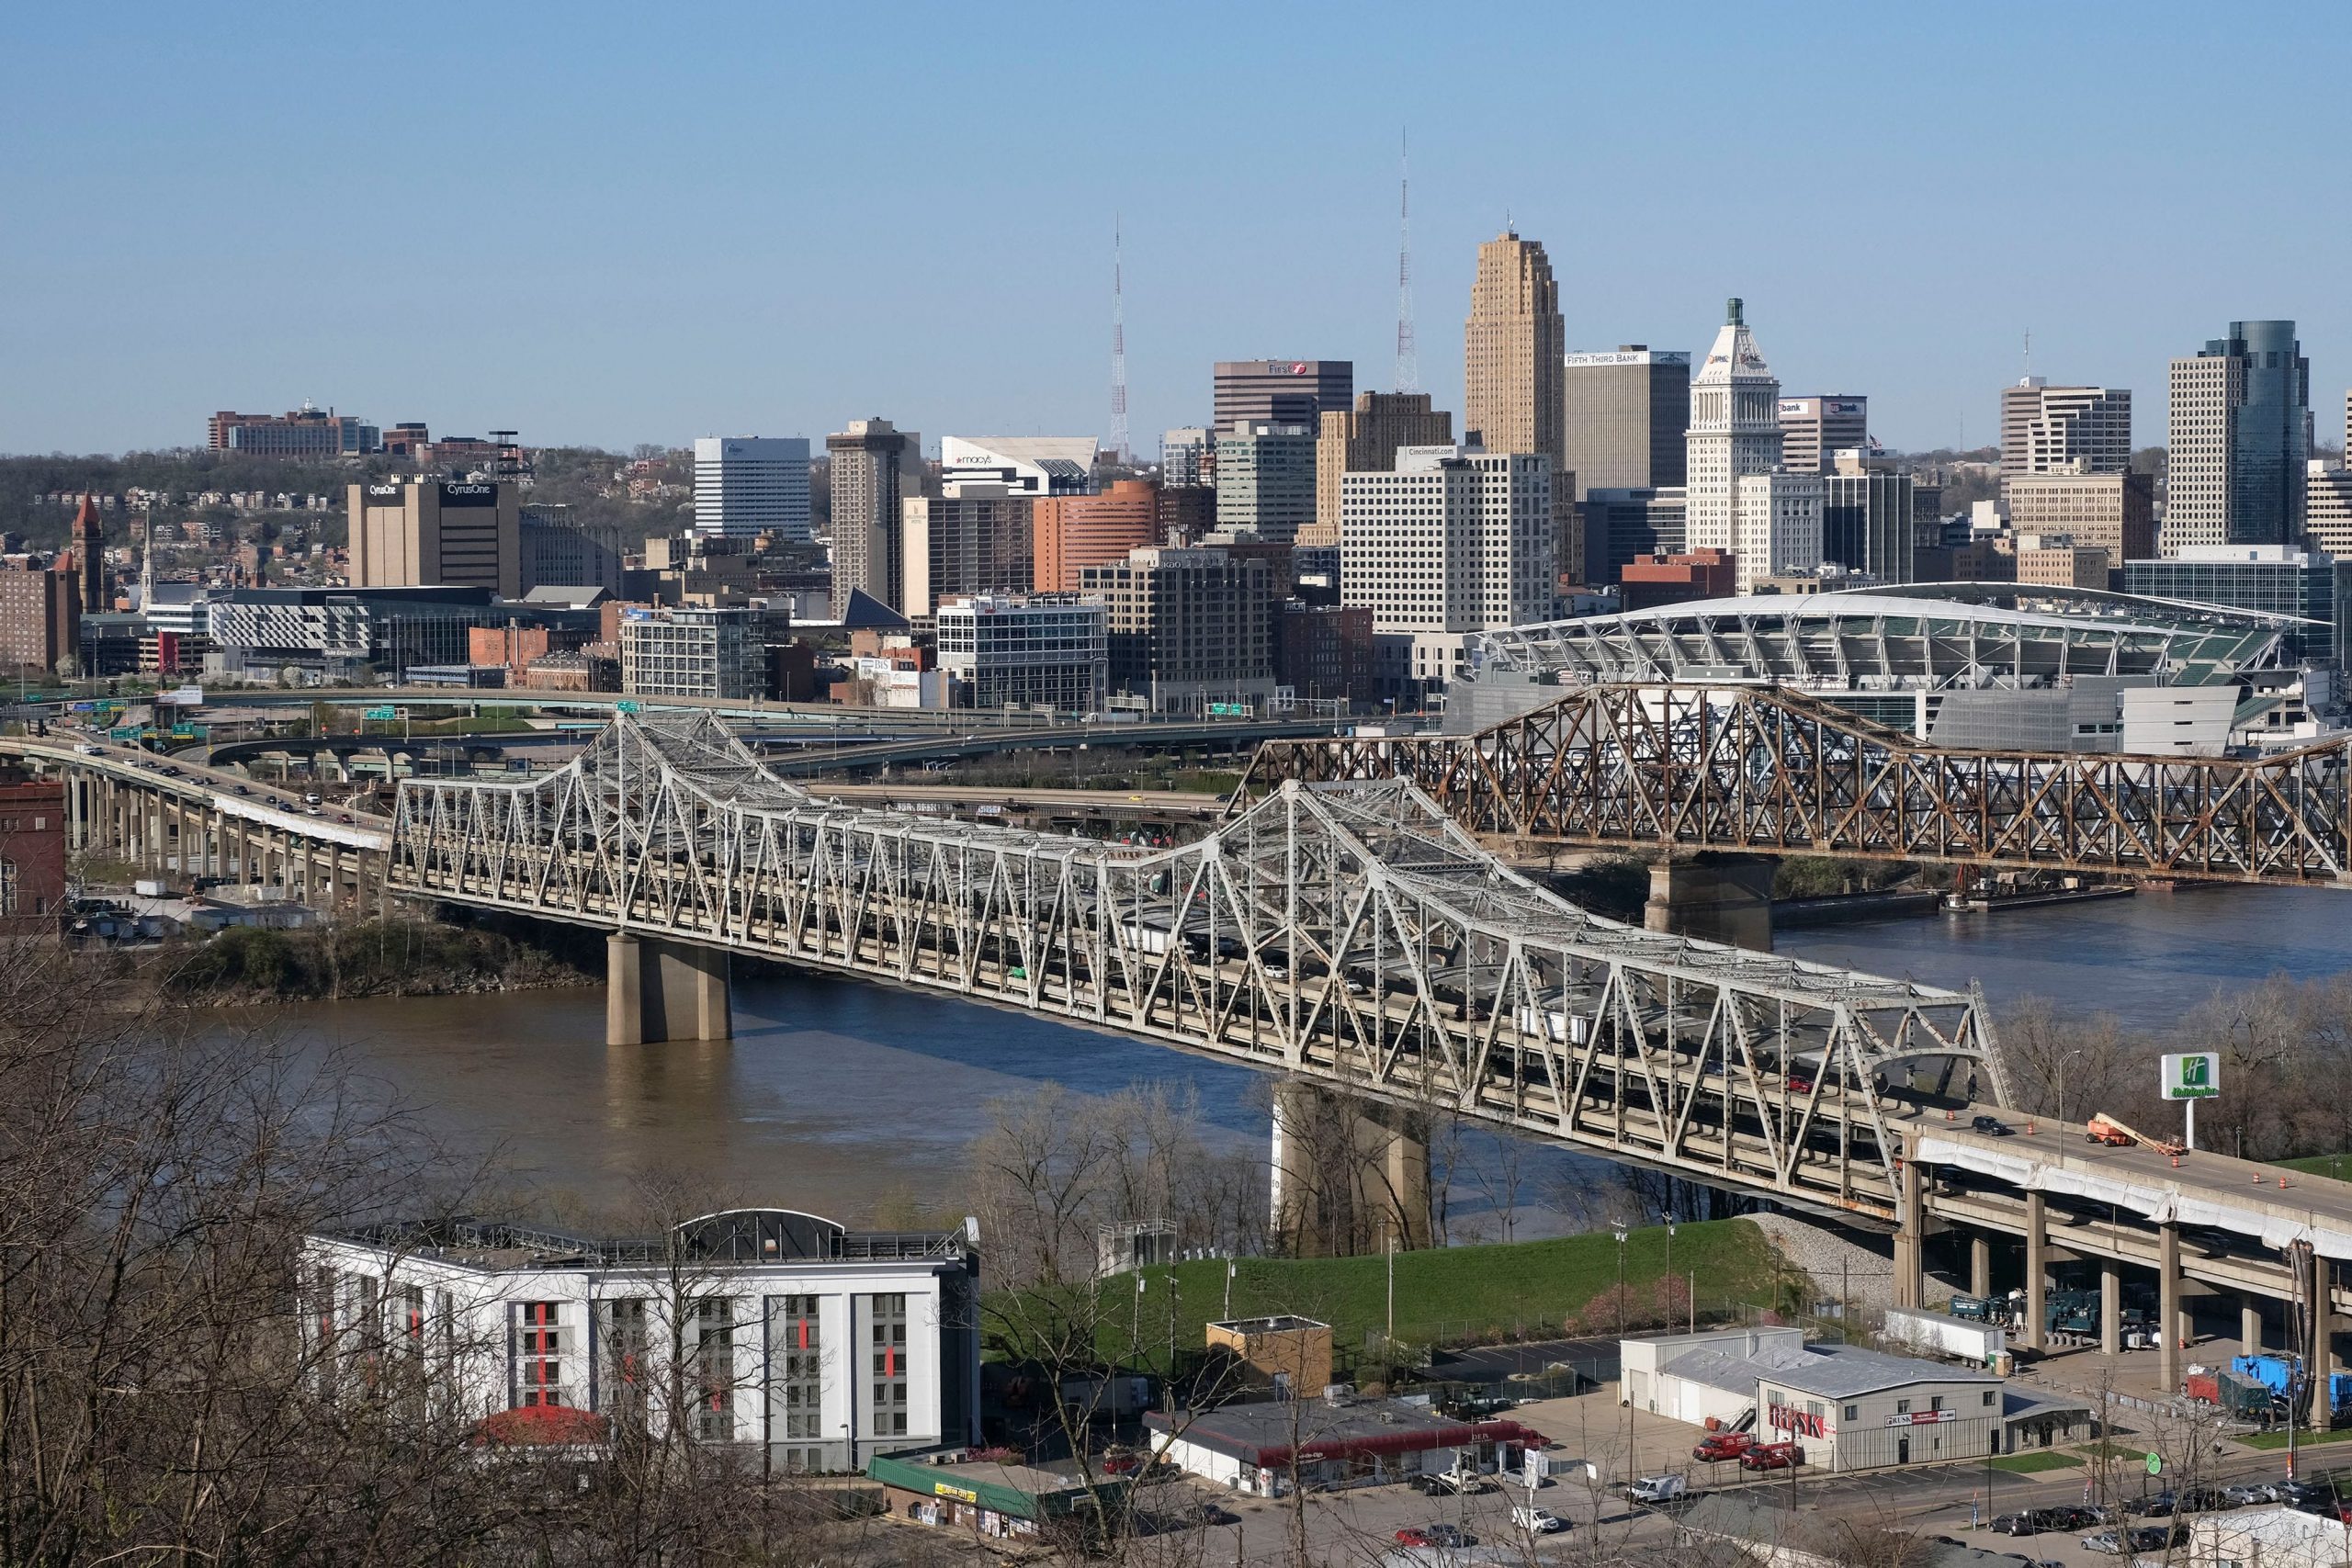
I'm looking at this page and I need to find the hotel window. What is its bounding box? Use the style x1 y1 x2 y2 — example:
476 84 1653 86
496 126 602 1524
690 1298 735 1441
779 1294 825 1441
870 1292 909 1437
601 1298 650 1409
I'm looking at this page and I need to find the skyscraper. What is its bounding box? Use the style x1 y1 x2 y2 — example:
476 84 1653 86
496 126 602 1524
1212 423 1317 545
1562 347 1689 499
2165 321 2310 553
1684 299 1823 593
827 418 923 616
1997 381 2132 480
693 436 811 541
1306 391 1454 545
1462 231 1564 465
1339 446 1554 634
1210 362 1354 431
1774 396 1869 477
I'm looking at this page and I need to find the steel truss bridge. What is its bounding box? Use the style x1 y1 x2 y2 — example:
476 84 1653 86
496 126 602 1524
1237 682 2352 886
388 712 2008 1223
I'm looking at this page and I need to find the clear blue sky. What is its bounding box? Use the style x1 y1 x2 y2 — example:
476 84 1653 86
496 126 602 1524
4 0 2345 458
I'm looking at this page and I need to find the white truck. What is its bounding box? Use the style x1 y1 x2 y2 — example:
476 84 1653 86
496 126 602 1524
1881 1304 2006 1366
1625 1474 1688 1504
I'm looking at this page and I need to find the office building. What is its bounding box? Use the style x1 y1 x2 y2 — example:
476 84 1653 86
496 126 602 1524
1156 485 1216 547
1776 396 1868 477
1563 347 1689 500
1160 428 1213 488
1034 479 1159 592
938 436 1095 497
0 776 66 934
1213 423 1317 544
2015 539 2111 589
1210 361 1353 432
208 406 379 457
1274 602 1374 705
618 604 769 699
518 503 628 596
1339 446 1555 635
934 594 1107 714
1306 392 1453 546
1998 382 2132 481
205 586 508 681
693 436 812 541
1584 487 1689 585
2166 321 2310 552
0 561 79 677
1078 547 1274 716
1463 231 1564 466
828 419 923 617
2003 472 2155 565
1821 451 1915 583
304 1209 978 1472
346 479 523 599
2307 462 2352 558
1685 299 1825 592
2121 546 2349 666
899 490 1032 618
72 495 106 615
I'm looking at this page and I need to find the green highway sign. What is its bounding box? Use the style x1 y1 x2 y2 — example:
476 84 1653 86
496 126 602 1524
362 705 397 721
616 700 641 716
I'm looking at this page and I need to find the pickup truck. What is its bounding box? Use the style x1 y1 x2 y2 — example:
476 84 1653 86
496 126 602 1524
1691 1431 1754 1462
1510 1506 1566 1534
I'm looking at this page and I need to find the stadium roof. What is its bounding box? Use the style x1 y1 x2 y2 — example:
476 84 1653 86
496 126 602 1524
1471 584 2292 690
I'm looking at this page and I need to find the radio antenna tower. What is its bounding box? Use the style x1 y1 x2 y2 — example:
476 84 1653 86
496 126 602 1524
1394 130 1419 394
1109 216 1131 465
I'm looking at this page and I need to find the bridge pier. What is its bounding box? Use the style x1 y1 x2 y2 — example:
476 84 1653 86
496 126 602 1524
2158 1223 2182 1393
1270 1080 1430 1259
2100 1257 2121 1356
2304 1246 2334 1433
1893 1157 1924 1310
1644 853 1775 952
2024 1193 2047 1353
1969 1234 1991 1300
605 932 731 1047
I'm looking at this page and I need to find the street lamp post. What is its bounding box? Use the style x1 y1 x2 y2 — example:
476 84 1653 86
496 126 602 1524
1612 1219 1631 1486
1663 1214 1678 1319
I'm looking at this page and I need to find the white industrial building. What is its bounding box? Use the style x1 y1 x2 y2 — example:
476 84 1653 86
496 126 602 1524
935 593 1107 714
1621 1328 2086 1472
303 1209 980 1472
694 436 812 541
2192 1506 2352 1568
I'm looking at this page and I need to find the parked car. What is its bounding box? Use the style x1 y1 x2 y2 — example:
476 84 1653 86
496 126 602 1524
1626 1474 1690 1503
2132 1490 2177 1517
2078 1529 2127 1555
1511 1506 1566 1534
2220 1483 2272 1508
2129 1524 2187 1551
1989 1513 2039 1536
1395 1525 1472 1548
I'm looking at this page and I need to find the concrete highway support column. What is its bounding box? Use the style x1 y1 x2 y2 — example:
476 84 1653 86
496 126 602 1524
605 932 732 1047
1271 1080 1432 1259
2245 1300 2264 1355
1969 1234 1991 1300
2158 1223 2182 1393
1643 853 1777 953
2309 1247 2334 1434
2024 1193 2047 1352
2100 1257 2121 1356
1892 1158 1925 1311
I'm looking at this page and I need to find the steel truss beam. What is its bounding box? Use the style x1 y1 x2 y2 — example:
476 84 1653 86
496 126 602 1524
1235 683 2352 886
387 712 2006 1222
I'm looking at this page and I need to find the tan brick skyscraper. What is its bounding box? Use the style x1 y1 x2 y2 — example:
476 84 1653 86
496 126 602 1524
1464 231 1565 466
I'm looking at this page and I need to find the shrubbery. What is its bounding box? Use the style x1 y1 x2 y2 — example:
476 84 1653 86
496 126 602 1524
167 916 593 1000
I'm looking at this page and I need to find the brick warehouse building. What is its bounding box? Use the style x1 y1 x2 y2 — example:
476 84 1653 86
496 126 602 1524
0 778 68 935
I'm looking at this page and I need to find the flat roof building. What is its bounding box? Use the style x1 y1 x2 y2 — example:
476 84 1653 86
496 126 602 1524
1998 380 2132 482
1211 361 1353 433
934 593 1106 715
899 490 1032 618
1563 346 1689 501
2120 545 2349 666
618 604 769 700
1306 392 1454 546
347 479 522 599
1035 479 1159 592
1078 546 1273 716
694 435 811 541
2166 321 2310 552
1776 395 1868 478
1340 446 1555 637
2003 470 2155 566
1146 1395 1545 1496
829 418 923 618
1214 422 1317 545
939 436 1096 498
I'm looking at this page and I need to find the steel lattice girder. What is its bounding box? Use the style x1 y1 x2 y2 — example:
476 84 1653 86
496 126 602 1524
1234 683 2352 886
386 712 2007 1221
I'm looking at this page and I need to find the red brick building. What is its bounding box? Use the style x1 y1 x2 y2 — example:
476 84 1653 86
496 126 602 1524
0 560 80 678
0 778 67 935
1275 602 1374 706
1620 548 1736 613
1034 480 1159 592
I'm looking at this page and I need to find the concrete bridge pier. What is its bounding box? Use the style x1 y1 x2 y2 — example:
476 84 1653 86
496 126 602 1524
1893 1157 1925 1309
605 932 731 1047
1270 1080 1431 1259
2304 1246 2334 1433
2244 1300 2264 1354
2158 1224 2182 1393
1969 1234 1991 1300
2100 1257 2122 1355
2023 1193 2047 1353
1644 853 1776 952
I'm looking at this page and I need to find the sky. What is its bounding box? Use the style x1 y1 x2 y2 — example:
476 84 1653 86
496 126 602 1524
4 0 2347 459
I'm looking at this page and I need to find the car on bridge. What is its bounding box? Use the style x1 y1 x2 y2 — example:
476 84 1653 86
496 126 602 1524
1972 1113 2014 1135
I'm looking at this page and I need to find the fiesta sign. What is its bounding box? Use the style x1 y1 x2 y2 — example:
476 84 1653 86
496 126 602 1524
1768 1404 1828 1438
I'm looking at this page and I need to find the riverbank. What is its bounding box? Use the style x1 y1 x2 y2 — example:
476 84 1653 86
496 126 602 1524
165 915 596 1004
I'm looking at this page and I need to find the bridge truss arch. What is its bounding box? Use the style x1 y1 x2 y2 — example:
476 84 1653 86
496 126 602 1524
390 712 2007 1221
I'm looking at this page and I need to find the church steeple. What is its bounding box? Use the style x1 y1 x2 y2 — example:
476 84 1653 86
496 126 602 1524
72 496 105 615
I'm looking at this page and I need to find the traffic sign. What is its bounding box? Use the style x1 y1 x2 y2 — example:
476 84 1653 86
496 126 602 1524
2146 1452 2162 1476
362 705 397 721
616 700 641 716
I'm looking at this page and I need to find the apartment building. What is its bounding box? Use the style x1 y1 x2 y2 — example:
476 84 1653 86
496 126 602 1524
1077 547 1274 715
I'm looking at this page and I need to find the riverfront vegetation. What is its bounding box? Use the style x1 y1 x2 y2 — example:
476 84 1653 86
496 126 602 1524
166 914 596 1001
985 1217 1786 1374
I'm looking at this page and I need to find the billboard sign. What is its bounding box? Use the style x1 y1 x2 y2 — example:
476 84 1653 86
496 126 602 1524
2160 1052 2220 1100
438 482 498 507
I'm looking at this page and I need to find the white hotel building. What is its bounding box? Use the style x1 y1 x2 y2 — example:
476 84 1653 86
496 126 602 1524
303 1208 980 1472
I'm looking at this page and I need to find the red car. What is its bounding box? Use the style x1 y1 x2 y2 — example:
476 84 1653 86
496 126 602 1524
1739 1441 1800 1471
1691 1431 1754 1462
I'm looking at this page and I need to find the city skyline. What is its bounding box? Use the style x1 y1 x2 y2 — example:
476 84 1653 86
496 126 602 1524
5 2 2348 457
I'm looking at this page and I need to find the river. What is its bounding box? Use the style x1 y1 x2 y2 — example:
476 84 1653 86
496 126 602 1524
271 883 2348 1230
